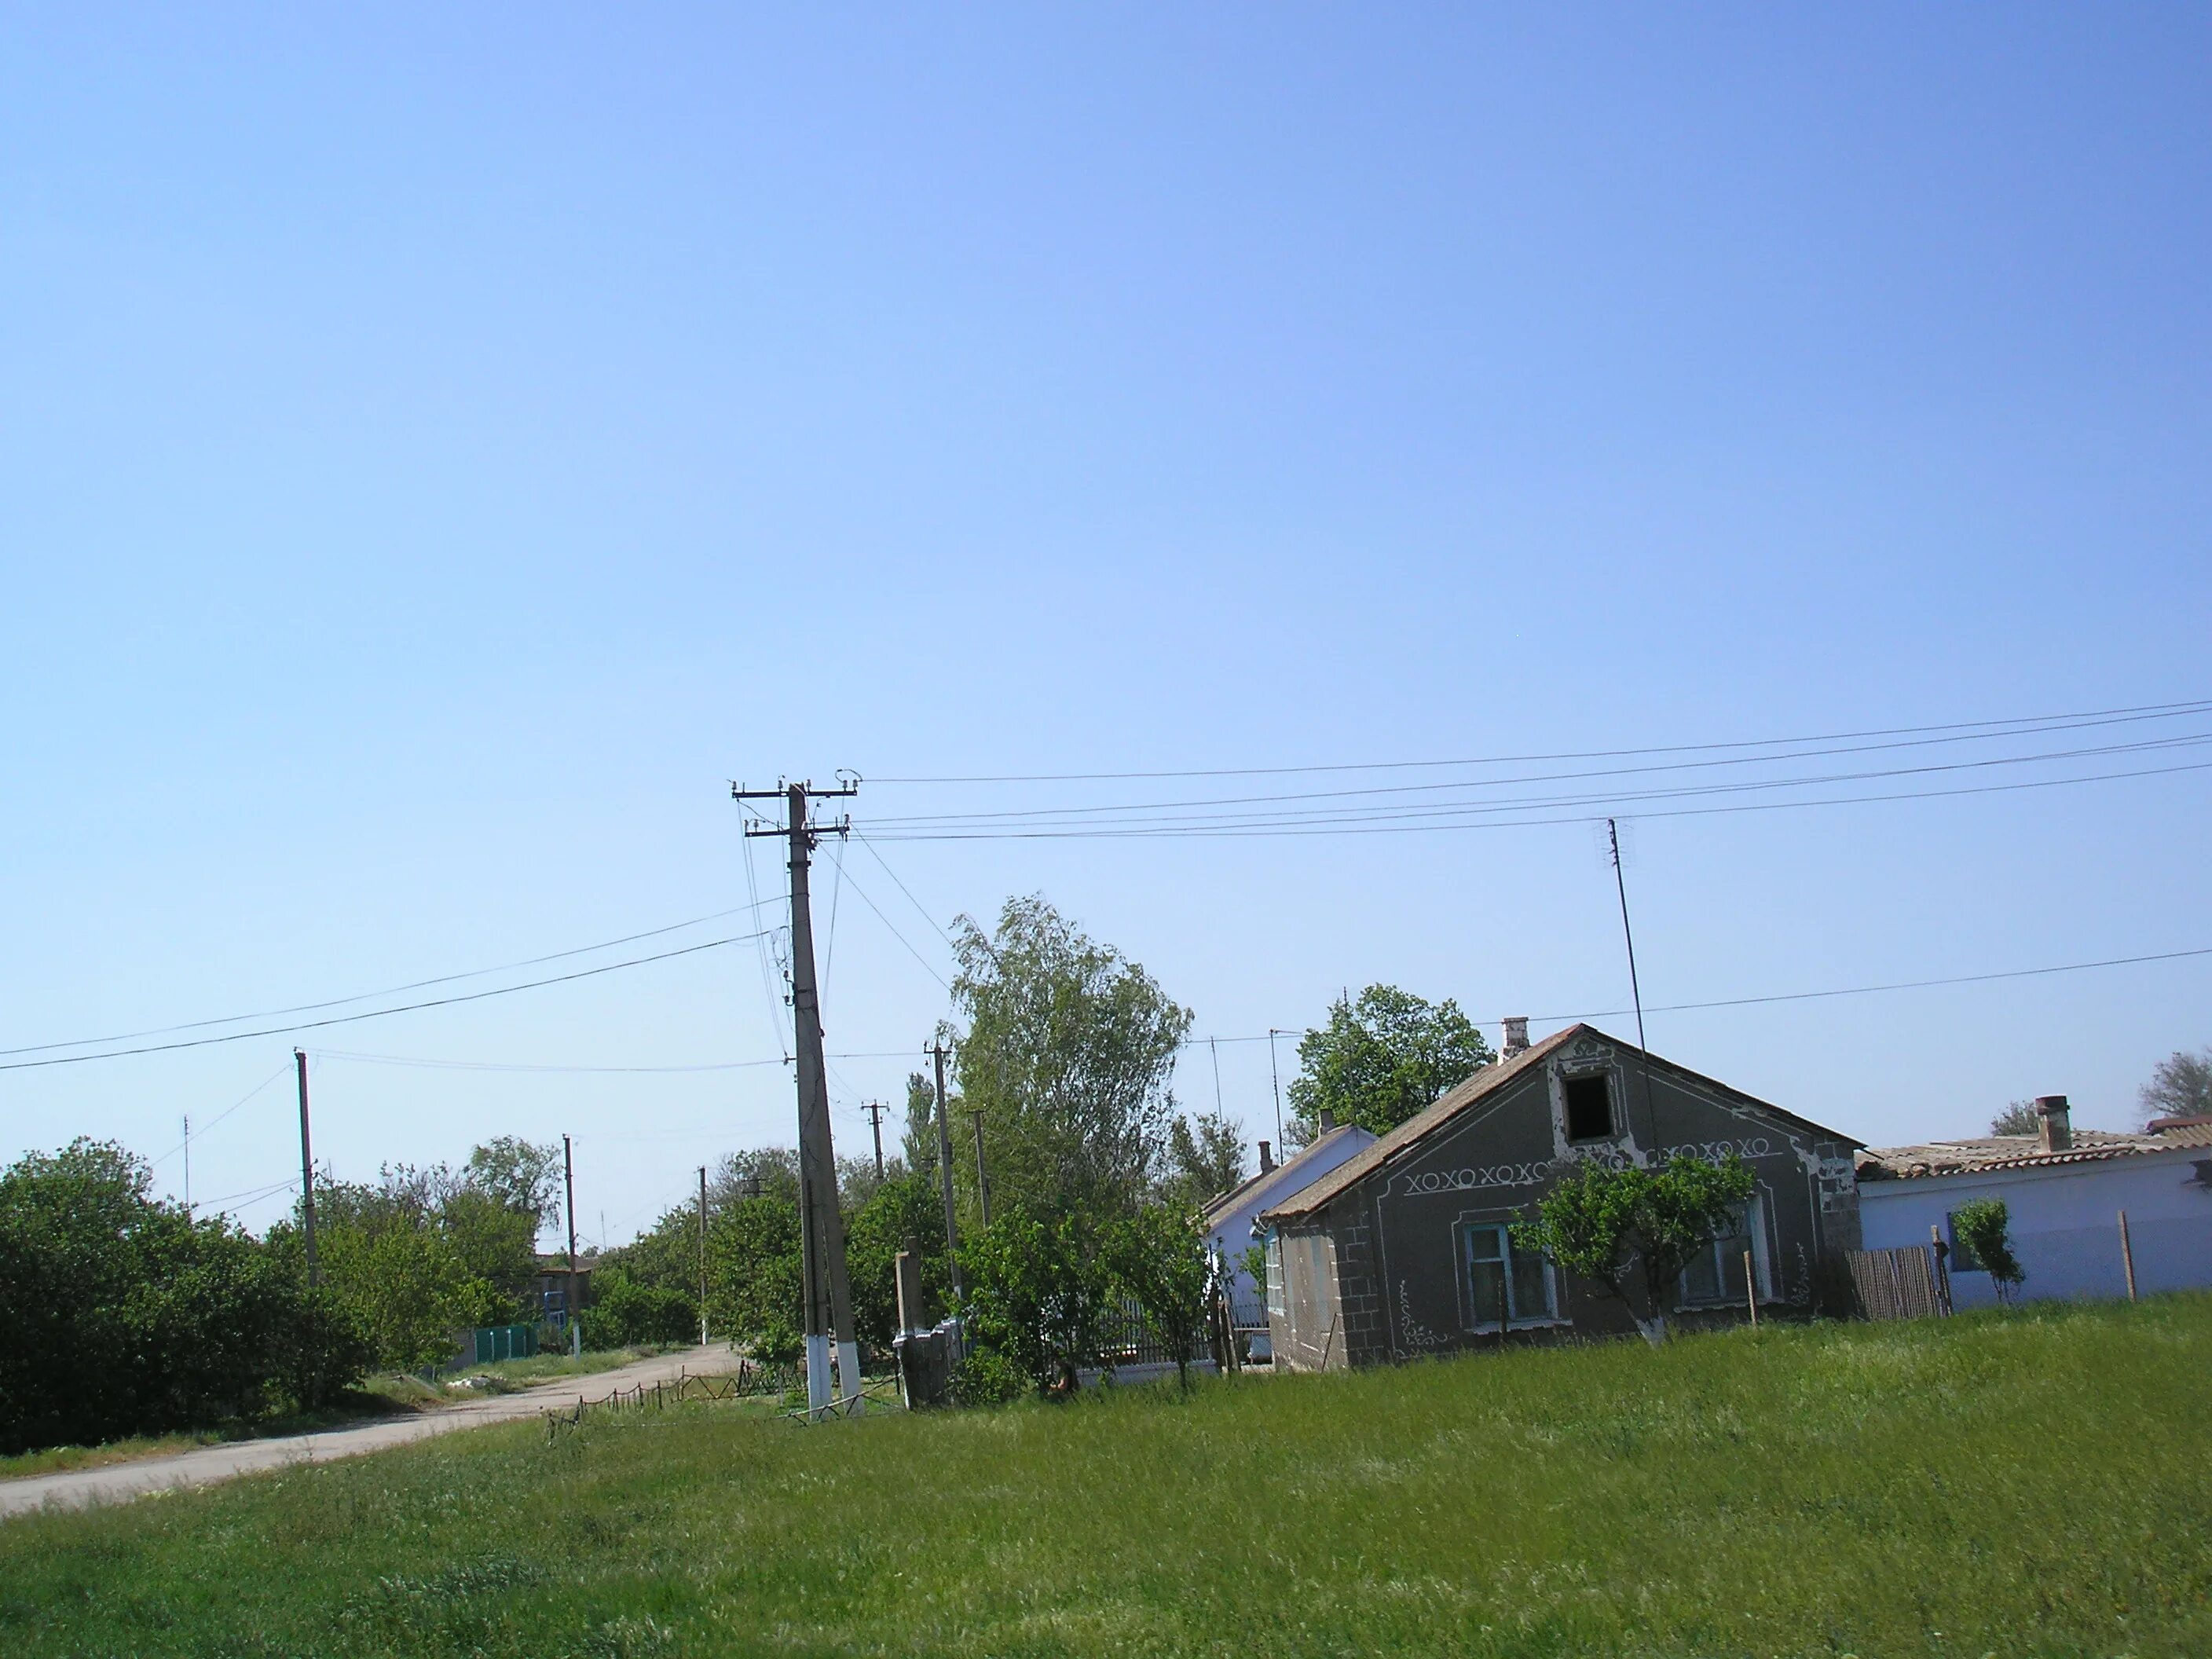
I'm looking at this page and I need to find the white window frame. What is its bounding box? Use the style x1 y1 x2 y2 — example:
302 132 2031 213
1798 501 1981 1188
1677 1193 1770 1307
1458 1221 1559 1331
1263 1231 1286 1317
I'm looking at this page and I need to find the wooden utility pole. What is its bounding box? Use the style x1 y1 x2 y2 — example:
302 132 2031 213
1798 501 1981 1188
863 1101 887 1181
930 1038 963 1303
564 1133 580 1356
968 1108 992 1227
698 1165 710 1346
2119 1209 2138 1302
736 776 862 1418
294 1049 319 1285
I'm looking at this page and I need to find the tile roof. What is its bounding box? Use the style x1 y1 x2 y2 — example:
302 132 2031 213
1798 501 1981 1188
1258 1022 1862 1224
1856 1122 2212 1181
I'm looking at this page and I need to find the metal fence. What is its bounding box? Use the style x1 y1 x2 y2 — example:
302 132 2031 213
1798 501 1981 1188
1844 1243 1953 1321
542 1359 797 1438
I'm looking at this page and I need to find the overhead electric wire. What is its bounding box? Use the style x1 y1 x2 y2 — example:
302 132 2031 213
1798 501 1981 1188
147 1062 294 1170
858 703 2212 827
865 756 2212 840
0 931 772 1073
867 696 2212 784
851 831 955 939
0 900 776 1060
830 855 953 989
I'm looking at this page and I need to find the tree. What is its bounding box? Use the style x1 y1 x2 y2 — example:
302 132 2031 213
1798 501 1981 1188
1990 1100 2041 1136
844 1169 951 1349
1285 986 1493 1143
2139 1048 2212 1127
1163 1110 1246 1208
318 1221 486 1372
581 1272 696 1348
949 895 1194 1223
958 1210 1111 1396
902 1071 941 1175
1511 1153 1756 1344
1950 1197 2025 1304
1107 1205 1215 1389
464 1137 563 1236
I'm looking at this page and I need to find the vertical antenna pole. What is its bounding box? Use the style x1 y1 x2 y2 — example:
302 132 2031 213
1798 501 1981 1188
698 1165 709 1346
1607 819 1660 1147
564 1133 579 1356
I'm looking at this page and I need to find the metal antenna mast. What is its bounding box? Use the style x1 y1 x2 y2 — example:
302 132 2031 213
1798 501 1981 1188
736 775 863 1419
1606 817 1660 1146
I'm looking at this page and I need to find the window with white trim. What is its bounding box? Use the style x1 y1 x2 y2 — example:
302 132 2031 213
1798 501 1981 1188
1263 1232 1285 1317
1459 1223 1556 1329
1679 1195 1765 1305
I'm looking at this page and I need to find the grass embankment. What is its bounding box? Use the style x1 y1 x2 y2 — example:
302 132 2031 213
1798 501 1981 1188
5 1300 2208 1657
0 1347 687 1483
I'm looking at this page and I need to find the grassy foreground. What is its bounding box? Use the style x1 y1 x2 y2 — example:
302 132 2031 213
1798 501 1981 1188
5 1298 2208 1658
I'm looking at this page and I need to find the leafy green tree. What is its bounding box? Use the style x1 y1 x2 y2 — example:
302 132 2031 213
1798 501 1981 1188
1163 1110 1246 1208
1286 986 1494 1143
1990 1100 2041 1136
464 1136 564 1237
318 1221 487 1372
959 1210 1111 1396
1511 1153 1756 1344
950 895 1194 1223
1107 1205 1215 1389
902 1071 942 1174
581 1272 697 1348
706 1187 805 1362
1950 1197 2025 1304
845 1169 951 1349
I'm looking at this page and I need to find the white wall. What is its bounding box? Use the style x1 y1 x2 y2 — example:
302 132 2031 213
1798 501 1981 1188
1207 1128 1375 1308
1859 1150 2212 1309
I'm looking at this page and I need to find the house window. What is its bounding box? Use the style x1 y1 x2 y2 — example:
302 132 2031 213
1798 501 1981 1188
1264 1232 1285 1317
1460 1224 1555 1329
1679 1196 1764 1305
1563 1072 1614 1141
1946 1212 1986 1273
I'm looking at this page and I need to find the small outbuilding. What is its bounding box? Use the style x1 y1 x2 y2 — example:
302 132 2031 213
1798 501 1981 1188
1856 1097 2212 1307
1203 1115 1377 1311
1257 1022 1863 1369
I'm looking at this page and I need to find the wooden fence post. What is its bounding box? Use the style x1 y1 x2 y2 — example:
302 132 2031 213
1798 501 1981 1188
1744 1251 1759 1328
2119 1210 2138 1302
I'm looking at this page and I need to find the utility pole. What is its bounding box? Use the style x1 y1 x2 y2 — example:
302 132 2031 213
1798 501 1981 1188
564 1133 580 1357
294 1049 319 1285
736 775 863 1418
968 1108 992 1227
863 1101 887 1181
698 1166 710 1346
1606 819 1660 1146
930 1038 963 1303
181 1115 191 1218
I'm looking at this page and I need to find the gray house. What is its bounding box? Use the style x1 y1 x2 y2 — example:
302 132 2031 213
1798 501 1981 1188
1257 1022 1862 1369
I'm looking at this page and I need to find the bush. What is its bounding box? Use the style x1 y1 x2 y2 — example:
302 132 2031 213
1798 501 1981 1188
958 1210 1111 1396
950 1346 1031 1406
1950 1197 2025 1302
581 1273 697 1349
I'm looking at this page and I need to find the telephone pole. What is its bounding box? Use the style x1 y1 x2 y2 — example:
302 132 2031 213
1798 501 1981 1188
929 1038 962 1302
1606 818 1660 1145
294 1049 319 1285
736 775 863 1418
863 1101 887 1181
181 1115 191 1218
968 1108 992 1227
698 1166 710 1346
564 1133 580 1357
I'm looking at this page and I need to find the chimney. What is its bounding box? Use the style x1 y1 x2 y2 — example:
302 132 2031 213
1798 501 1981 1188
2035 1095 2072 1153
1318 1108 1337 1134
1502 1016 1530 1059
1258 1140 1274 1174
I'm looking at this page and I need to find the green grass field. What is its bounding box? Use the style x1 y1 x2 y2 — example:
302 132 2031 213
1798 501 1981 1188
4 1298 2207 1658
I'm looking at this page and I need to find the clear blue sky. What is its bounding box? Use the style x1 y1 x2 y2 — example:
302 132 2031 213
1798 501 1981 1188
3 6 2207 1247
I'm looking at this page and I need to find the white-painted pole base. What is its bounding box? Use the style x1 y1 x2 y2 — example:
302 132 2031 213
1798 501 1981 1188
805 1332 833 1418
837 1339 865 1417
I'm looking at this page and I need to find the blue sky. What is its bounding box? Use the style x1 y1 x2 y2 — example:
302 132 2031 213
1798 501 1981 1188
3 6 2207 1247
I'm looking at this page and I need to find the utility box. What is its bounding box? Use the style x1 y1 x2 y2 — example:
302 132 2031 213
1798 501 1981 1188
895 1324 954 1408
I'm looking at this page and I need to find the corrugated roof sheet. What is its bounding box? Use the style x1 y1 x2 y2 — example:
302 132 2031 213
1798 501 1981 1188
1857 1122 2212 1181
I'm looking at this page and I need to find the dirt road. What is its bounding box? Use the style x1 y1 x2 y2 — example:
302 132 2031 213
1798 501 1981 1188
0 1345 742 1520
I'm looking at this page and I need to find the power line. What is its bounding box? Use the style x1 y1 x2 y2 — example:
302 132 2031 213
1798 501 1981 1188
831 858 953 989
0 931 772 1072
851 831 955 939
861 705 2212 827
865 696 2212 784
146 1062 294 1169
862 757 2212 840
0 900 775 1060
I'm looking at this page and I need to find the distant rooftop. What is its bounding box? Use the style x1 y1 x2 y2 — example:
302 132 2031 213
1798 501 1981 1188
1857 1122 2212 1181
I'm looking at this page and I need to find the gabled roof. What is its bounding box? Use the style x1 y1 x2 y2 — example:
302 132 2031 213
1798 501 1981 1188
1260 1022 1862 1222
1203 1122 1373 1229
1857 1122 2212 1181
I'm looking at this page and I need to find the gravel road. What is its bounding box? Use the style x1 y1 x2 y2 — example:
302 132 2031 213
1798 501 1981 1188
0 1344 742 1520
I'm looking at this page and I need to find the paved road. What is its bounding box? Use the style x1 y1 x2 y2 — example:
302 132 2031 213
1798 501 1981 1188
0 1345 743 1520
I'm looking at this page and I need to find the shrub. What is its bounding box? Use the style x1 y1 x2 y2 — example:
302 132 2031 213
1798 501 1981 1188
1950 1197 2025 1302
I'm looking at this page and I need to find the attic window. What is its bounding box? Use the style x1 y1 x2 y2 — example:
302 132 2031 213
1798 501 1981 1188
1563 1073 1614 1141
